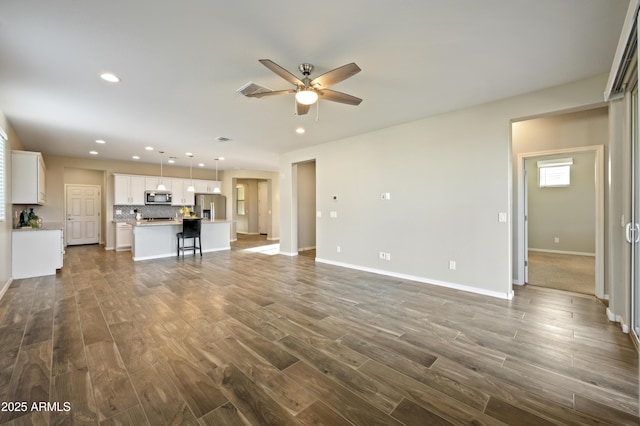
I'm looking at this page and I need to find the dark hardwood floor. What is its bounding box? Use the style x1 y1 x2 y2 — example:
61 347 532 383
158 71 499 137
0 235 638 425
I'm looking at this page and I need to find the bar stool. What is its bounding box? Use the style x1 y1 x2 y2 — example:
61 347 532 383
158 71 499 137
177 218 202 257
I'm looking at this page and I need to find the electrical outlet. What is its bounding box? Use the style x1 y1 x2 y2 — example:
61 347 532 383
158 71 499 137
554 237 560 243
316 211 322 218
337 246 341 253
115 209 122 215
330 211 338 218
449 260 456 270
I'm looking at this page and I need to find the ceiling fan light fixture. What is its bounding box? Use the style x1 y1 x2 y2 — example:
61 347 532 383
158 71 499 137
295 89 318 105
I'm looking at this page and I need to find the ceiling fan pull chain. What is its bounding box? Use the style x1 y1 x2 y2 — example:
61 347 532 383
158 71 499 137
316 99 320 122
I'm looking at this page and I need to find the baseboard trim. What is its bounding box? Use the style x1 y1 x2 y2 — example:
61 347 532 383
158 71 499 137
528 248 595 257
606 307 630 334
0 278 13 301
315 258 513 300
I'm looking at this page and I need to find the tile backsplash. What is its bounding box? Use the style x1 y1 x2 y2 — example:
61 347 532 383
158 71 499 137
113 205 186 220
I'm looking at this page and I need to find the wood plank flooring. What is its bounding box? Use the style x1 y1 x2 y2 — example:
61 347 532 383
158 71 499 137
0 235 638 425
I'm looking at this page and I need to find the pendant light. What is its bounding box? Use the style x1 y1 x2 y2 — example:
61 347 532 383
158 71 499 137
186 153 195 192
213 158 221 194
157 151 166 191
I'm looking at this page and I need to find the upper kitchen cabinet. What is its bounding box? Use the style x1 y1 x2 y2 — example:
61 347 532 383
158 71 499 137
114 174 145 205
170 178 195 206
194 180 221 194
12 150 46 205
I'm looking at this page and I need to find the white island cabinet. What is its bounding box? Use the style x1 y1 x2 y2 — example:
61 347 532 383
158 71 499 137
12 150 46 205
131 220 230 261
12 228 64 278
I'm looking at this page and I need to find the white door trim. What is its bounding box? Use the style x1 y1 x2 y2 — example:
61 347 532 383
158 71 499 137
515 145 605 298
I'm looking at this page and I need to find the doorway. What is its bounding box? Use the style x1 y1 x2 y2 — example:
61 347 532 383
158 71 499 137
516 145 604 298
524 151 597 295
292 160 316 255
65 184 101 245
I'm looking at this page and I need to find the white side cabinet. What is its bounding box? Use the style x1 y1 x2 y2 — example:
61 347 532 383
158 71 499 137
114 174 145 205
12 151 46 205
12 229 63 278
115 222 132 251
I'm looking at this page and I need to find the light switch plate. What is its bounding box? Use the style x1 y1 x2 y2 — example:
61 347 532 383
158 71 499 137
330 211 338 218
498 212 507 222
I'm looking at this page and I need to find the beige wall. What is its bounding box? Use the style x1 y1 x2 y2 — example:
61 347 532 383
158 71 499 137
525 151 596 254
280 74 609 300
296 161 316 251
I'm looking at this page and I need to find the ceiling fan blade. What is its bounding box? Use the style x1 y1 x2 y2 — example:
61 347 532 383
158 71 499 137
318 89 362 106
259 59 303 86
245 89 296 98
310 63 361 89
296 102 311 116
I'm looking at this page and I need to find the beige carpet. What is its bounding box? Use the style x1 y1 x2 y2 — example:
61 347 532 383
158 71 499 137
527 251 595 295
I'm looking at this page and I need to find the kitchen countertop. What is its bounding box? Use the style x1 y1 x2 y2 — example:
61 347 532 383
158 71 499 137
13 223 64 232
132 219 231 227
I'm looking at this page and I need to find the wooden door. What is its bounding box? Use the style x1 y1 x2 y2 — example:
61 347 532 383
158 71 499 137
66 184 101 245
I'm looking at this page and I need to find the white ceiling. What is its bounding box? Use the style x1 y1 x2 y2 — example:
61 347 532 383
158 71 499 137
0 0 629 172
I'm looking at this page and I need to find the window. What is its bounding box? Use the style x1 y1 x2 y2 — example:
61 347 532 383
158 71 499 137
236 185 245 215
0 127 6 222
538 158 573 188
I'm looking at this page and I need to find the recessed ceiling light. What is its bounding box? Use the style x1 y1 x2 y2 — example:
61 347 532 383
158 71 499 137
95 139 106 144
296 127 305 134
198 163 205 167
99 72 120 83
216 157 225 161
132 155 140 160
185 152 193 156
89 151 98 155
145 146 154 151
168 159 175 164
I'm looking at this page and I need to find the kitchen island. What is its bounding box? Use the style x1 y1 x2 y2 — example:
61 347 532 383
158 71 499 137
131 219 231 261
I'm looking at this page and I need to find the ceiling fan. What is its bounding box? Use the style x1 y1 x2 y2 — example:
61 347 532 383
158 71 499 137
242 59 362 116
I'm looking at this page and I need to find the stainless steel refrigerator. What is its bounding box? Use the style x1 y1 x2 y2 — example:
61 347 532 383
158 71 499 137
195 194 226 220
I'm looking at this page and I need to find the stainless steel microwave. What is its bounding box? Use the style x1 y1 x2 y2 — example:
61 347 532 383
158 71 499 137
145 191 172 205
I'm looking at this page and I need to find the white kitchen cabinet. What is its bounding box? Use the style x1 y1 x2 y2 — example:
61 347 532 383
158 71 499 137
114 174 145 205
12 228 64 278
194 179 221 194
171 178 195 206
115 222 132 251
145 176 171 192
12 150 46 205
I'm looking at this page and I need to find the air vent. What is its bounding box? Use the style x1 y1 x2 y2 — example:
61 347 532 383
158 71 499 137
237 81 272 97
216 136 231 142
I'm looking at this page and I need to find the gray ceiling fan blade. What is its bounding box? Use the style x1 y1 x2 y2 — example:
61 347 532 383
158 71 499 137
318 89 362 105
296 102 311 115
259 59 304 86
245 89 296 98
311 63 361 89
